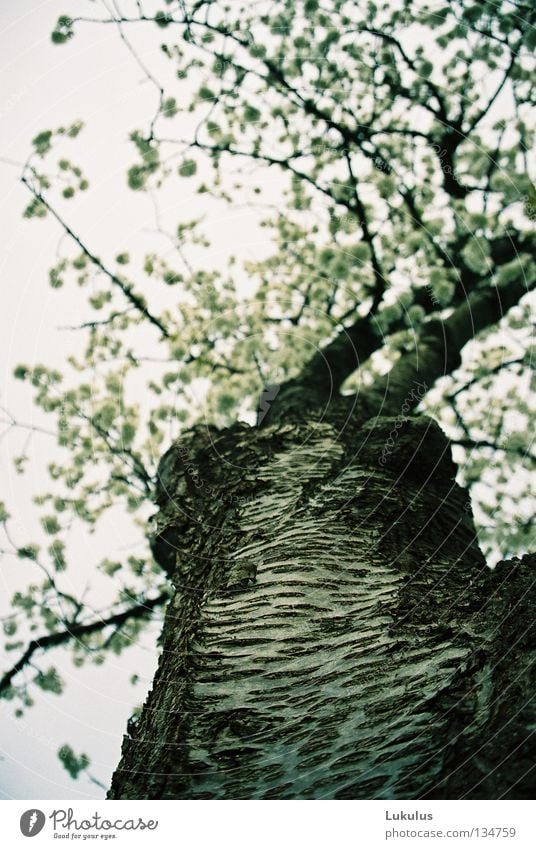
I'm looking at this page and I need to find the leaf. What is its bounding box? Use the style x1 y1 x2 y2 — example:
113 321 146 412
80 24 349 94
58 744 90 779
31 131 52 156
178 159 197 177
35 667 63 694
154 10 172 27
51 16 74 44
162 97 177 118
17 545 39 561
41 516 61 535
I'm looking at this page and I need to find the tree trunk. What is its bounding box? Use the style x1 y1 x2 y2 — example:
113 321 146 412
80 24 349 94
108 412 535 799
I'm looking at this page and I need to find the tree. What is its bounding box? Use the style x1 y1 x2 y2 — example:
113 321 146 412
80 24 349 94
1 0 535 798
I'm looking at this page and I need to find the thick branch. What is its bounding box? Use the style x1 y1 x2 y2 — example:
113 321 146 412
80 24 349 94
296 226 534 397
355 273 535 420
453 437 536 464
299 315 379 393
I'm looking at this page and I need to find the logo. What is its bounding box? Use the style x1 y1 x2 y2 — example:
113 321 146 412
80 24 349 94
257 383 281 425
20 809 46 837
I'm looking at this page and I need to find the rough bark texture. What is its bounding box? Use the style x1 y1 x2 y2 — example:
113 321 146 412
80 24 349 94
108 408 535 800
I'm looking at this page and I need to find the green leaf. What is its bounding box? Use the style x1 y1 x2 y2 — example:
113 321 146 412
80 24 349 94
49 541 67 572
32 130 52 156
128 165 146 190
65 120 84 138
17 545 39 561
35 667 63 694
178 159 197 178
41 515 61 535
13 364 29 380
58 744 90 779
3 619 17 637
51 16 74 44
162 97 177 118
155 10 172 27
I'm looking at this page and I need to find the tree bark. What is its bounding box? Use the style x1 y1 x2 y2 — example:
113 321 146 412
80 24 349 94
108 412 535 799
